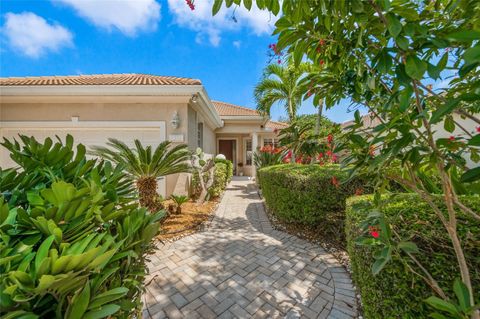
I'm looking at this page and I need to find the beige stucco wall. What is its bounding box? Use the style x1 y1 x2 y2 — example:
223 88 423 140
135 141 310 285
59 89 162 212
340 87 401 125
0 95 192 197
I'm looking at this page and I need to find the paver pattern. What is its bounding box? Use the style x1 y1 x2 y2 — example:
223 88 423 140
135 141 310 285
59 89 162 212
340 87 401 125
143 178 357 318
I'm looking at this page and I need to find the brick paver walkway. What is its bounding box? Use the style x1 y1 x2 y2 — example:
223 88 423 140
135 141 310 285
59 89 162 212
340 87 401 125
143 178 357 319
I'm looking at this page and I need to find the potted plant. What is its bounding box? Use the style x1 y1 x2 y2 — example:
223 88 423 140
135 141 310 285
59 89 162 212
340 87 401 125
238 162 244 176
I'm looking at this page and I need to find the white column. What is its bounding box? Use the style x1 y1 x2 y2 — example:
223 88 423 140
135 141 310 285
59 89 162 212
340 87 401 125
252 132 258 179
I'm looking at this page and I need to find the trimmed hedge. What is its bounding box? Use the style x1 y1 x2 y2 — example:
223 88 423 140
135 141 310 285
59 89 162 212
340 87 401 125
209 162 228 198
346 194 480 318
258 164 370 224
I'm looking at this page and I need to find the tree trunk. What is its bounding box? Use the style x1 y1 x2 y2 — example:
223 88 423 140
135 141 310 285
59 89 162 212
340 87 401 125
137 176 163 213
315 99 323 135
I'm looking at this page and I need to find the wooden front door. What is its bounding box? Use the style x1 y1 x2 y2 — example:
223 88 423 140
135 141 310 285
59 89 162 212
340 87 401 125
218 140 235 163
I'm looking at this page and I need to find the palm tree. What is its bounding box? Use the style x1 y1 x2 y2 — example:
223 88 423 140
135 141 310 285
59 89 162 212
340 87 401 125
254 61 310 122
90 139 191 212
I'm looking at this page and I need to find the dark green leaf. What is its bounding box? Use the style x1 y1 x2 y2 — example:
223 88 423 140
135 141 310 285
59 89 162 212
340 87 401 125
372 257 389 275
430 98 460 124
387 14 402 37
398 241 419 253
453 279 471 311
405 55 427 80
468 134 480 146
446 30 480 42
444 116 455 133
463 45 480 65
212 0 223 15
460 167 480 183
425 296 459 315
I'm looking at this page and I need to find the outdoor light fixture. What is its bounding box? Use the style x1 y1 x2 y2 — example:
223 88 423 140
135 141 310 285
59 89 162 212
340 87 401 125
191 93 199 103
171 111 180 129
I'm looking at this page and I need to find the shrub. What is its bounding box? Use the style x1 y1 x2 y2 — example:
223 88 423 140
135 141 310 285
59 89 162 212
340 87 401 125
0 135 162 318
191 159 232 200
209 162 228 198
258 164 370 224
345 194 480 318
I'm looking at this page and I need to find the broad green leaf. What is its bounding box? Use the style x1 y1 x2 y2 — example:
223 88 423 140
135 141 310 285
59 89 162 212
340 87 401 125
372 257 389 275
460 167 480 183
212 0 223 15
430 98 460 124
453 279 471 311
67 282 90 319
463 45 480 65
396 36 409 50
444 116 455 133
398 241 419 253
35 235 55 271
468 134 480 146
405 55 427 80
243 0 252 10
387 14 402 37
446 30 480 42
83 304 121 319
425 296 459 315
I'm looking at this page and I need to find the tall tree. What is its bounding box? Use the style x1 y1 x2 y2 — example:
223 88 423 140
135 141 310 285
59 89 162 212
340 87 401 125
254 61 309 122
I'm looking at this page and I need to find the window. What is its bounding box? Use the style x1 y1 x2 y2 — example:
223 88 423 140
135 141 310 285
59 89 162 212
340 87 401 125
197 122 203 149
245 139 252 166
263 138 279 148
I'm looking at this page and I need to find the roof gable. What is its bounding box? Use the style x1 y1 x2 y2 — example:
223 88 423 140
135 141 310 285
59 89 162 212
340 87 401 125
212 100 260 116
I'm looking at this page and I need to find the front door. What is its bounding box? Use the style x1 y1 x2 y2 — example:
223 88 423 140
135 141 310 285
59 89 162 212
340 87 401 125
219 139 235 162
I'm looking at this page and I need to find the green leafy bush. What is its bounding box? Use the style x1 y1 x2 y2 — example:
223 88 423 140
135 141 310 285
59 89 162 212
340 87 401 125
215 158 233 182
258 164 369 224
209 162 228 198
0 135 162 318
345 194 480 318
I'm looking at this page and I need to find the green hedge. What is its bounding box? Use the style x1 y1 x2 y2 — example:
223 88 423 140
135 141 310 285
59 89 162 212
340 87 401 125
346 194 480 318
258 164 370 224
209 162 228 198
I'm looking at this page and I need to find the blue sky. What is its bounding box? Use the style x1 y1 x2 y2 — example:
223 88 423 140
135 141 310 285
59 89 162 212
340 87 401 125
0 0 357 123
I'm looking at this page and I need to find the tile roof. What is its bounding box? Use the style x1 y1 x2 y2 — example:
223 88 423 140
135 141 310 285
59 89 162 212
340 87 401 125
212 101 260 116
0 73 202 86
265 120 289 130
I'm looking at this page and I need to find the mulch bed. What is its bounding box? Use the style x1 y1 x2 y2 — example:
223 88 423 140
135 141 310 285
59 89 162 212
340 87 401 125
157 199 218 241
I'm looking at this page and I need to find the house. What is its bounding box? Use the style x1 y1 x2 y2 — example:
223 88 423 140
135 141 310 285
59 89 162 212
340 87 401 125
0 73 287 197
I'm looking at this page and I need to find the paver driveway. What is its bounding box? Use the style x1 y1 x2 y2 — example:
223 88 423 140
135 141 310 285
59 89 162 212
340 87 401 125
143 178 357 319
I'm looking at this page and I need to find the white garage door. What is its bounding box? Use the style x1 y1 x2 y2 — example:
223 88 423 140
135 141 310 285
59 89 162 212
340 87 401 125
0 121 167 197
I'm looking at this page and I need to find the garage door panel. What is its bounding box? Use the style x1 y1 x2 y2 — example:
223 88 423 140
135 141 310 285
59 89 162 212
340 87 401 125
0 122 166 197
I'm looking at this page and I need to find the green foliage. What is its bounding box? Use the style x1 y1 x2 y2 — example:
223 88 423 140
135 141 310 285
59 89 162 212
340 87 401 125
292 114 340 139
0 135 163 318
253 149 286 170
258 164 370 246
215 158 233 182
209 162 228 198
170 194 188 207
254 62 310 122
90 139 191 180
345 194 480 318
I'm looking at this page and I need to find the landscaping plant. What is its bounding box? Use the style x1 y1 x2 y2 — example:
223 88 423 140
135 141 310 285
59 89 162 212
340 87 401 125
170 194 189 214
191 148 216 204
90 139 191 213
212 0 480 316
0 135 163 318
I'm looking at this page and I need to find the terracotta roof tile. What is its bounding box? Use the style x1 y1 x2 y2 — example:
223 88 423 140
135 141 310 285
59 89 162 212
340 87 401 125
212 100 260 116
265 120 289 130
0 73 202 86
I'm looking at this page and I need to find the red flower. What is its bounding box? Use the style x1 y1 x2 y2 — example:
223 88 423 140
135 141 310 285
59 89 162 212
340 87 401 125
319 39 326 46
332 154 338 162
185 0 195 10
368 226 380 238
476 127 480 133
449 136 455 141
331 176 339 188
319 59 325 66
327 134 333 144
307 90 312 97
355 188 363 195
317 152 324 160
326 150 333 157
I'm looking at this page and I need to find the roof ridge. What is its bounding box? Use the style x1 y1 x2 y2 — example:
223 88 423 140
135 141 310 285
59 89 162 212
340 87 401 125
0 73 200 81
212 100 258 113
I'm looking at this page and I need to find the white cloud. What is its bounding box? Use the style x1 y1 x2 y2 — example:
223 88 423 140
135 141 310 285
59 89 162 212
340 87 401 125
233 40 241 48
167 0 277 47
57 0 161 36
2 12 73 58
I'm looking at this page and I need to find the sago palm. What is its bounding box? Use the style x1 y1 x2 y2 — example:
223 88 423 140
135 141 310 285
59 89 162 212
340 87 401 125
91 139 191 212
254 61 310 122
